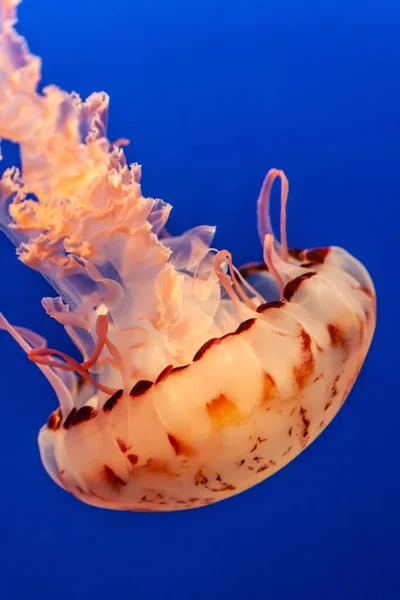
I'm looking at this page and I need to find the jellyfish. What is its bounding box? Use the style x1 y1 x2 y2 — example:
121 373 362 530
0 0 376 512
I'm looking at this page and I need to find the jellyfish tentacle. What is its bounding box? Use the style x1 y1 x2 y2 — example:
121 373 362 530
262 234 305 301
231 264 265 306
80 314 109 370
256 168 289 262
224 251 258 311
28 349 117 396
263 234 285 301
28 314 119 397
0 313 74 415
213 250 259 311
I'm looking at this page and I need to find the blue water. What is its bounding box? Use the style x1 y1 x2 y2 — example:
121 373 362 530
0 0 398 598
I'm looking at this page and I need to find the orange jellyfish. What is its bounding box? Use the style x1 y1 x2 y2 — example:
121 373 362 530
0 0 376 511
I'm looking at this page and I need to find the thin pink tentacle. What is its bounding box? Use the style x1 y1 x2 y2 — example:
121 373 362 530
105 337 130 392
256 168 289 262
29 349 117 396
81 314 109 369
231 265 265 306
28 314 118 396
213 251 243 309
263 234 285 301
279 174 289 263
104 330 133 445
224 251 258 311
0 313 74 415
214 251 263 311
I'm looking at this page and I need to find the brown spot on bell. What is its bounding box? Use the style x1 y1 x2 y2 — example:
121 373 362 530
262 372 276 404
167 434 194 457
293 329 315 389
103 465 127 489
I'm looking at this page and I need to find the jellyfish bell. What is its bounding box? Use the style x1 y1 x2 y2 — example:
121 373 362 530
0 0 375 511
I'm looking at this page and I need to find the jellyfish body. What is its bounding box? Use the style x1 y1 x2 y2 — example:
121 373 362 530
0 1 375 511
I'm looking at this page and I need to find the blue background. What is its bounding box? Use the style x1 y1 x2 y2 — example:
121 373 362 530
0 0 398 598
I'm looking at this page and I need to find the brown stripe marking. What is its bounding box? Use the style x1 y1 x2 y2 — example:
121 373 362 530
293 329 315 389
284 272 316 301
257 300 284 313
193 337 221 361
327 324 344 347
238 262 269 278
130 380 153 397
63 408 77 430
324 374 341 412
288 248 306 261
156 365 174 384
155 364 190 385
327 323 350 359
235 318 257 334
127 453 139 465
257 464 270 473
117 438 130 453
68 405 97 427
167 434 194 457
103 389 123 412
171 365 190 374
47 408 62 431
342 371 359 402
263 372 276 404
103 465 127 489
220 318 256 341
299 405 310 441
359 286 375 301
192 318 257 364
209 482 236 492
356 316 365 342
195 470 208 486
306 247 330 263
